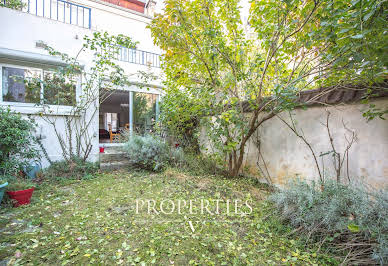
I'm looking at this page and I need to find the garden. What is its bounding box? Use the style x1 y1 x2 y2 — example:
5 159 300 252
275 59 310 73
0 168 336 265
1 0 388 265
0 105 387 265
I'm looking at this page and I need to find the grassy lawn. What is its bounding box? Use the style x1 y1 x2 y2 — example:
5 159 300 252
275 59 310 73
0 169 336 265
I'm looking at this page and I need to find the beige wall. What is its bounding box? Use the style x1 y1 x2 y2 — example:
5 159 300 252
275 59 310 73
201 98 388 188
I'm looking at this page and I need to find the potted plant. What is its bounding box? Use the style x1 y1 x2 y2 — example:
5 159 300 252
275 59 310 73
0 177 8 206
6 178 35 207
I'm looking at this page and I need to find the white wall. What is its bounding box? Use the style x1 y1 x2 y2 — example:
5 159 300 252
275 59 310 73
201 98 388 188
0 4 163 168
0 5 162 80
74 0 160 51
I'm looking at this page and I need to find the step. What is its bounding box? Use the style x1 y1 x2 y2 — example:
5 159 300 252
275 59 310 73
100 161 132 171
102 147 125 153
99 152 127 163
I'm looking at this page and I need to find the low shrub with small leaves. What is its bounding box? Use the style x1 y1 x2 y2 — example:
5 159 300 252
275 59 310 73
123 135 180 171
43 157 98 181
270 179 388 265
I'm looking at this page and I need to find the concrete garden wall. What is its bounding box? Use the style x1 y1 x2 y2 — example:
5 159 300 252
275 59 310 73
201 97 388 188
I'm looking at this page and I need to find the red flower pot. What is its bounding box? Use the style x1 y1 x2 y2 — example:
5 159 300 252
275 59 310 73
99 147 105 153
7 188 35 207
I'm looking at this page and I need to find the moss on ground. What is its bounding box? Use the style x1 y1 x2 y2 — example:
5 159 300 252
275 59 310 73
0 168 337 265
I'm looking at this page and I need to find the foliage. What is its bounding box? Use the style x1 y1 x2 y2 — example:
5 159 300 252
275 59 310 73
159 87 203 153
43 157 98 181
132 92 157 135
149 0 387 176
250 0 387 85
0 170 336 264
0 107 39 180
362 101 388 121
270 179 388 264
123 135 179 171
6 178 35 191
0 0 24 10
173 153 224 176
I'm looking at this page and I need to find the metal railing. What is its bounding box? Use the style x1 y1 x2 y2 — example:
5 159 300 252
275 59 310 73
118 47 161 68
2 0 92 29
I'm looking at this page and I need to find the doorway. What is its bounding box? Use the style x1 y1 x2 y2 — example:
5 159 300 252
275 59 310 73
99 90 159 144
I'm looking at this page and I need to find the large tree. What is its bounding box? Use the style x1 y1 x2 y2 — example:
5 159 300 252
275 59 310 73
150 0 387 177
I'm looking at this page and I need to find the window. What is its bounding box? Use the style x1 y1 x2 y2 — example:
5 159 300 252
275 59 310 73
1 64 77 106
43 71 76 106
2 66 41 104
133 92 158 135
104 113 118 132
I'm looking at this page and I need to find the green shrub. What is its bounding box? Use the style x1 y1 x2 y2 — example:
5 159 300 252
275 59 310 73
6 178 35 191
122 134 223 175
122 134 188 171
43 157 98 181
158 87 203 153
178 153 223 176
270 179 388 264
123 135 173 171
0 107 39 180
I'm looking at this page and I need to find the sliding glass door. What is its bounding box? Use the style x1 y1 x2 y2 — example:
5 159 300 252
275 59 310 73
99 90 160 143
133 92 159 135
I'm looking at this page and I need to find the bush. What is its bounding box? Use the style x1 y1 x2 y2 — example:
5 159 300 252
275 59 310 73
122 134 188 172
158 87 203 153
0 107 39 180
122 134 224 175
6 178 35 191
43 157 98 181
270 179 388 264
178 153 223 176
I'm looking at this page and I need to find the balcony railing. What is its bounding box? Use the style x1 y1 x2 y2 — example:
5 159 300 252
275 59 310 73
2 0 91 29
118 47 161 68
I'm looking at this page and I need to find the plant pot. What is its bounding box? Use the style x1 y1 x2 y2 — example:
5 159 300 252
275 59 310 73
24 163 42 179
7 187 35 207
99 147 105 153
0 182 8 207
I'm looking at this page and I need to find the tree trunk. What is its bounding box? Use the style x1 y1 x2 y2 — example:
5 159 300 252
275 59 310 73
231 146 245 177
228 111 276 177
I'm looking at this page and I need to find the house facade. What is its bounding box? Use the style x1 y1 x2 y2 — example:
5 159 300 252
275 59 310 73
0 0 163 167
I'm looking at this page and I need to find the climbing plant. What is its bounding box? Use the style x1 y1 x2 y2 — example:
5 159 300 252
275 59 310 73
34 32 137 163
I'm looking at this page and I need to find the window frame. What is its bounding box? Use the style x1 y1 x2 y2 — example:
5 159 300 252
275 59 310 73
0 62 81 115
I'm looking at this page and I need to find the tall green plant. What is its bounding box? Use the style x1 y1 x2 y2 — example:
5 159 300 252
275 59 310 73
0 107 39 179
159 87 203 152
